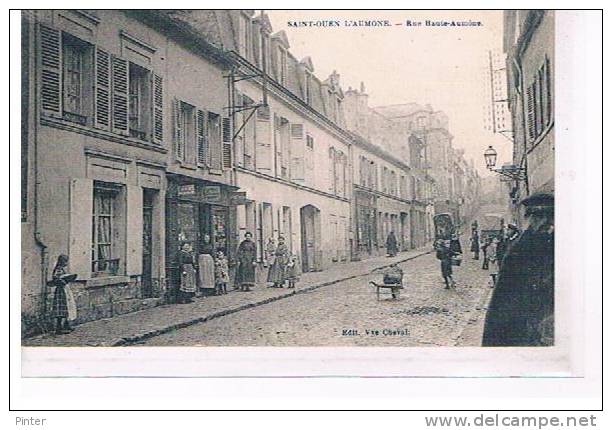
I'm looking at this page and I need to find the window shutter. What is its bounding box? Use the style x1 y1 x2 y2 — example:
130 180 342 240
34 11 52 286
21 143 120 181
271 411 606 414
255 106 272 174
69 178 93 280
196 109 207 166
38 24 62 116
208 113 222 170
111 55 129 135
329 147 336 193
94 47 111 130
172 98 184 161
125 185 143 276
526 83 536 143
545 56 552 126
290 123 305 183
222 116 232 169
152 74 163 144
535 70 543 137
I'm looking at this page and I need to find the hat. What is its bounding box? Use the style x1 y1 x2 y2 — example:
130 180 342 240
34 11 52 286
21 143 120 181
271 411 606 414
520 192 554 215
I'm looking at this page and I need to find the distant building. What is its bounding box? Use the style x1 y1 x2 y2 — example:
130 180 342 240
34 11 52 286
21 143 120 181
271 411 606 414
482 50 512 135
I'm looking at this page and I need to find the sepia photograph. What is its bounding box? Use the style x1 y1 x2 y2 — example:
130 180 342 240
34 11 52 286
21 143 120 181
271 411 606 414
18 9 556 350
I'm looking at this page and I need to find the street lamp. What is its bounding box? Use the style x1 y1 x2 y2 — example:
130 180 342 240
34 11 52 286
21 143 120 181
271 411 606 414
484 146 497 169
483 145 527 182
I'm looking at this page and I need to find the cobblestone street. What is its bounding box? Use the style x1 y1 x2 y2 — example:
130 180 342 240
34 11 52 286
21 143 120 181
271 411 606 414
142 245 493 347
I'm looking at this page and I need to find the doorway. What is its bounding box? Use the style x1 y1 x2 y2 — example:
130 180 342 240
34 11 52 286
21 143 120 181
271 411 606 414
142 189 155 298
300 204 321 272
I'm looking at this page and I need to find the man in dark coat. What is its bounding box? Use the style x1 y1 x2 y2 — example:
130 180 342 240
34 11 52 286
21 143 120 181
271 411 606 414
470 229 480 260
482 193 554 346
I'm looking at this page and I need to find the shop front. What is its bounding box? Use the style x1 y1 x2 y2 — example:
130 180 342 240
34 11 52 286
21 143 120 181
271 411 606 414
165 175 239 301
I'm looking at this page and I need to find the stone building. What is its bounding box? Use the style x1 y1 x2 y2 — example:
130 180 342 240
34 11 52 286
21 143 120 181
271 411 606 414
503 10 554 226
21 10 240 334
145 11 354 275
343 85 435 258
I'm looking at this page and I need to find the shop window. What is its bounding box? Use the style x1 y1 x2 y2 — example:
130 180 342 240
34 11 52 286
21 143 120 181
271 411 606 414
128 62 151 141
91 182 122 276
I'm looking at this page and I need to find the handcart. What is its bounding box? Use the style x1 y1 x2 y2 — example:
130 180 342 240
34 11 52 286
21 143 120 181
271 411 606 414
370 265 404 301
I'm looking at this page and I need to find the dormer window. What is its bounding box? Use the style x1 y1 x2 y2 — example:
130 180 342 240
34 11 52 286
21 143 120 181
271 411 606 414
304 71 312 104
277 46 287 85
238 14 252 60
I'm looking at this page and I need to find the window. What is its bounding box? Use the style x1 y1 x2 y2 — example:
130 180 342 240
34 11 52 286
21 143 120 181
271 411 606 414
526 57 553 147
62 33 92 125
128 63 151 140
416 116 427 129
175 101 195 164
91 183 121 276
306 134 314 150
239 14 252 60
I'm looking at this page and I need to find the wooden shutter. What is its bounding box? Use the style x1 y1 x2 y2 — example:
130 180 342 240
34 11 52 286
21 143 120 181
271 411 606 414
526 83 536 143
255 106 272 174
111 56 129 135
196 109 207 166
222 116 232 169
125 185 143 276
152 74 163 144
94 47 111 130
290 123 305 183
38 24 62 116
208 113 222 170
545 56 552 126
69 178 93 280
172 98 184 161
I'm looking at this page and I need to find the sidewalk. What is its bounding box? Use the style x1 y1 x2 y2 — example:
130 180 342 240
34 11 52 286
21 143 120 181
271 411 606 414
22 246 432 347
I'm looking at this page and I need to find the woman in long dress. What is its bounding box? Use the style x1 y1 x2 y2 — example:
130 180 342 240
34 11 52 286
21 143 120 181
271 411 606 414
198 234 215 295
178 242 197 303
51 254 77 334
267 236 289 288
235 232 257 291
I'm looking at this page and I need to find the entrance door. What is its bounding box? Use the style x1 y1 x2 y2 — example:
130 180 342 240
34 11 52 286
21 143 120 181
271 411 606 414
300 205 320 272
400 212 408 251
142 190 154 298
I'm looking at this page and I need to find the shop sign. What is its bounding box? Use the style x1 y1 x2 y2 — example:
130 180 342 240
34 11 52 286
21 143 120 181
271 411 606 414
178 184 196 197
229 191 249 205
203 186 222 203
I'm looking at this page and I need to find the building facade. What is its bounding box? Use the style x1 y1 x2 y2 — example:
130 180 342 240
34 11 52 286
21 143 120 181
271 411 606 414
503 10 554 226
343 85 436 259
21 10 239 334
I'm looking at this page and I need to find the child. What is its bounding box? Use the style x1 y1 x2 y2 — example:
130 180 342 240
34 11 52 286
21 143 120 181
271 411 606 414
214 250 230 295
284 255 300 289
51 254 77 334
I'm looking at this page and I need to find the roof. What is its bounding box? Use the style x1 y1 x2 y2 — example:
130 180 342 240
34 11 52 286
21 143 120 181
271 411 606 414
372 103 430 119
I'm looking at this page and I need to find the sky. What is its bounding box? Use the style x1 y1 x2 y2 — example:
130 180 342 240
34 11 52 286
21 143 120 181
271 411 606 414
266 10 512 176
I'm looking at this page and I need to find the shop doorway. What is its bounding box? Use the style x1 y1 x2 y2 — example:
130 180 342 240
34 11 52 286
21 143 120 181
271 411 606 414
300 205 321 272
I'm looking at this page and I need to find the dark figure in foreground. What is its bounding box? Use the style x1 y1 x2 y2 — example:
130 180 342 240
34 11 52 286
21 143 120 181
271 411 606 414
482 193 554 346
50 254 77 334
386 230 399 257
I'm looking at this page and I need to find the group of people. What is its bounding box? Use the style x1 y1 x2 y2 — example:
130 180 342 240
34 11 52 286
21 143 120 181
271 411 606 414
176 236 230 304
176 232 301 303
469 220 521 287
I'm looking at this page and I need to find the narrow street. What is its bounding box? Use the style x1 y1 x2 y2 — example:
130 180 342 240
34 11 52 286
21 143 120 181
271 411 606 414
142 242 492 347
